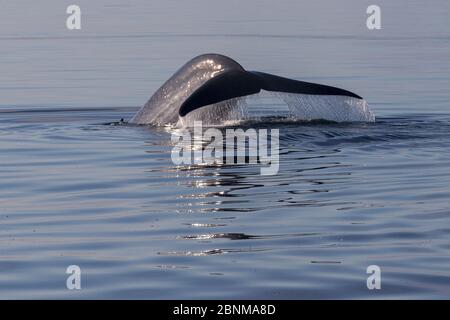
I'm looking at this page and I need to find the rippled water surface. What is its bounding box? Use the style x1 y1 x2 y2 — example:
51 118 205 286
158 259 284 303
1 0 450 299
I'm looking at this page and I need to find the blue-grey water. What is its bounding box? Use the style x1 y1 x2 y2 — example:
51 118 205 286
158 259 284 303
1 0 450 299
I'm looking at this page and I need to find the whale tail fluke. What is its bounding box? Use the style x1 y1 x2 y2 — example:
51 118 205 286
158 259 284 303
179 70 363 117
131 53 374 125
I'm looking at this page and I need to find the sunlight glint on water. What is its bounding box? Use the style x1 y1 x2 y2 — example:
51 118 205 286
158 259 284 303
1 0 450 299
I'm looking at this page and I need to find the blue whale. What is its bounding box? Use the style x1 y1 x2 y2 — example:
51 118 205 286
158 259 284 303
130 53 374 126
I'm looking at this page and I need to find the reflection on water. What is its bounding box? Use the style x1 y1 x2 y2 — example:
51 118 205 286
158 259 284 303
173 133 354 215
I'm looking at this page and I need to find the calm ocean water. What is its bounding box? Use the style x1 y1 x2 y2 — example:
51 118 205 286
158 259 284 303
1 1 450 299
